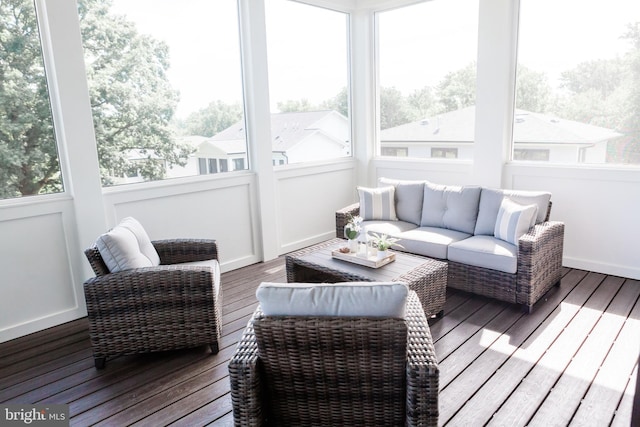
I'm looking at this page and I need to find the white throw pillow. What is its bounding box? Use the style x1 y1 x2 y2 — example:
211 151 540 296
256 282 409 318
494 198 538 245
358 186 398 221
96 217 161 273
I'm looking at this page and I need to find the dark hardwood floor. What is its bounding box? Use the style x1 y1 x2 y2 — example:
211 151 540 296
1 257 638 426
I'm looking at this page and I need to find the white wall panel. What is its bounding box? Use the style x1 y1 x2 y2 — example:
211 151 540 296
373 159 474 186
0 199 85 342
507 165 640 280
276 161 356 253
102 174 260 272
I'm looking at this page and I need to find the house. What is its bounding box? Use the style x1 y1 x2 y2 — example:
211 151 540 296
198 110 350 170
381 106 622 162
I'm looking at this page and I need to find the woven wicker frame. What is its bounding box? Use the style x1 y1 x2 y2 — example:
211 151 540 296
228 291 439 426
336 202 564 313
83 239 222 368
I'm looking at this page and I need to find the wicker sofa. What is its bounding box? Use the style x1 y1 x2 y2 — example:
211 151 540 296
336 178 565 313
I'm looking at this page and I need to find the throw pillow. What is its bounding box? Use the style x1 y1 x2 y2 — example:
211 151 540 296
358 186 398 221
96 217 161 273
256 282 409 318
494 198 538 245
475 188 551 235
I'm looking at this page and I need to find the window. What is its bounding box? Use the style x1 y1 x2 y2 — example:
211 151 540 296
78 0 247 186
376 0 479 160
431 148 459 159
265 1 351 165
516 0 640 165
381 147 408 157
0 1 63 200
233 158 245 171
513 149 550 162
208 159 218 174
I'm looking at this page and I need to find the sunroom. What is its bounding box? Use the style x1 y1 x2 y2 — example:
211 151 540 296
1 0 639 425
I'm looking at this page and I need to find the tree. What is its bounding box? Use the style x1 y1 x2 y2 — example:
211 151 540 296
277 98 315 113
321 87 349 118
435 62 477 113
179 100 243 137
406 86 437 121
379 86 412 130
79 0 189 186
515 65 552 113
0 0 191 197
0 0 61 198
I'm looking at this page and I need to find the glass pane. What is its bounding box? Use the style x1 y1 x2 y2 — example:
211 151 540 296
377 0 479 159
78 0 247 186
0 0 63 200
516 0 640 165
265 1 351 165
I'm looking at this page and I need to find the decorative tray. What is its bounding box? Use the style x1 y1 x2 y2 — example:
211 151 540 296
331 249 396 269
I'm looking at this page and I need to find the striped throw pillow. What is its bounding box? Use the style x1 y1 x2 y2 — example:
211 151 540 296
358 186 397 221
494 198 538 245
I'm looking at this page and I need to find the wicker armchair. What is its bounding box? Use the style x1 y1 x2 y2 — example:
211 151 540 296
228 290 439 426
83 239 222 369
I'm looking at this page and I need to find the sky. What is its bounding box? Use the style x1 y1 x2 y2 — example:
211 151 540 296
110 0 640 119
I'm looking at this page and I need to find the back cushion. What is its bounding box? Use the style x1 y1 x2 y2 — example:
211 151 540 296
96 217 160 273
256 282 409 318
420 183 481 234
378 177 426 225
474 188 551 235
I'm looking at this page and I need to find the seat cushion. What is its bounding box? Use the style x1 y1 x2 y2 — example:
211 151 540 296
448 235 518 274
96 217 161 273
179 258 221 297
475 188 551 235
379 177 426 225
396 226 471 259
420 183 481 234
256 282 409 318
358 186 398 221
361 219 418 238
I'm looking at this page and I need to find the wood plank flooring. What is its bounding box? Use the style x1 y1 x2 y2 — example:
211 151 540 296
1 258 639 426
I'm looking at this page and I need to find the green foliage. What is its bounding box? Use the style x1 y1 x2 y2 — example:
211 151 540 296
0 0 192 196
0 0 61 198
436 62 477 113
79 0 188 186
178 100 243 137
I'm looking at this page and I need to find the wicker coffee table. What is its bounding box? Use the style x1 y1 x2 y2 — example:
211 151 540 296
286 238 448 318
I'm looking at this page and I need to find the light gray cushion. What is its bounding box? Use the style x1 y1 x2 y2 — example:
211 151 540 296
179 259 221 297
494 198 538 245
361 220 418 239
420 183 481 234
96 217 161 273
474 188 551 235
379 177 426 225
448 235 518 274
256 282 409 318
358 186 398 221
397 226 471 259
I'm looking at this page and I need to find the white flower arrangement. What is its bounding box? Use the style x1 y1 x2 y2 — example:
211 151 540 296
344 215 363 240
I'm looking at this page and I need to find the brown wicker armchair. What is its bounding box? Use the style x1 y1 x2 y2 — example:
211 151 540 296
83 238 222 369
228 290 439 426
